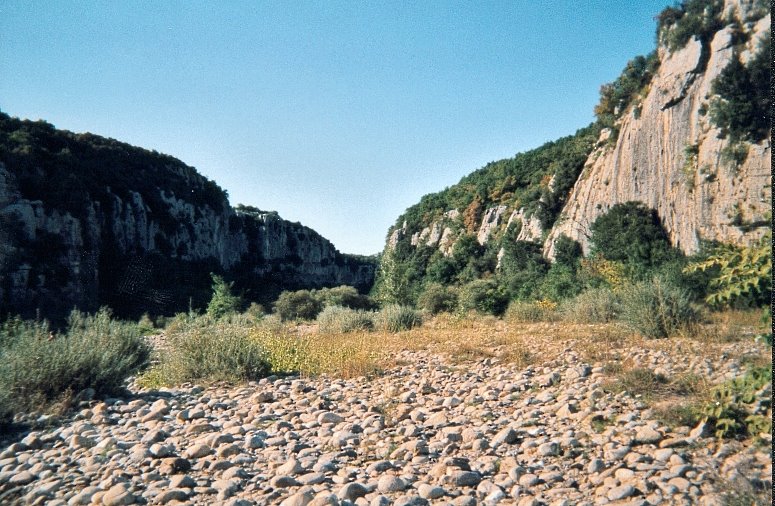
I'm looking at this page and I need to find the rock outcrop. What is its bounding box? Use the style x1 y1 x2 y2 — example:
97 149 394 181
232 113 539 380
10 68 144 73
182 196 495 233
0 116 375 320
544 1 770 258
385 0 770 267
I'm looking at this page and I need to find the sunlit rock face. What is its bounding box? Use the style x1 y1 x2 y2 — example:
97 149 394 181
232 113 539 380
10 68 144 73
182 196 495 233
545 1 770 258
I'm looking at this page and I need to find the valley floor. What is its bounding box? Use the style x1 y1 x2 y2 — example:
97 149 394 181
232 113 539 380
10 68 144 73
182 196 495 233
0 318 771 505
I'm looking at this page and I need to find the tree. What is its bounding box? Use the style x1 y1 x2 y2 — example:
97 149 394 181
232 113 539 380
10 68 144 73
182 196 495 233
374 248 411 305
497 240 548 300
709 35 770 143
553 234 583 268
590 202 674 273
206 274 241 319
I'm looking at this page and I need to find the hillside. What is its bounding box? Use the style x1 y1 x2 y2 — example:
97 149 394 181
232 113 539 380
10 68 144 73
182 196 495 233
0 113 376 321
378 0 770 305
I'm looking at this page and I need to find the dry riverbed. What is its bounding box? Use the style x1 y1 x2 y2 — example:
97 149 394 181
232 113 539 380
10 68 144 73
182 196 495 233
0 320 771 505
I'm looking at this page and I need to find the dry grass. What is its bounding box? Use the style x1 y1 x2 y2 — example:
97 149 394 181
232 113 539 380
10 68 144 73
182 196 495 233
146 309 769 395
693 309 765 344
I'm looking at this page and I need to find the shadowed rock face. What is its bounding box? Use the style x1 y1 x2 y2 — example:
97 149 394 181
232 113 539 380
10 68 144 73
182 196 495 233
0 117 375 321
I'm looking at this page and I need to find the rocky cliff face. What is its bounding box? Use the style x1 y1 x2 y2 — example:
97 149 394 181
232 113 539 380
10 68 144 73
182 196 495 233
0 115 375 320
545 0 770 258
385 0 769 267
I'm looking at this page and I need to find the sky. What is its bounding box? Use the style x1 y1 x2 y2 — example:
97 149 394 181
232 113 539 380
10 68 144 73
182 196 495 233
0 1 671 255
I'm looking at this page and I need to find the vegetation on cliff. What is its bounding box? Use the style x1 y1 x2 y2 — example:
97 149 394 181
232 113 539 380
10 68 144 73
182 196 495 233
0 111 376 322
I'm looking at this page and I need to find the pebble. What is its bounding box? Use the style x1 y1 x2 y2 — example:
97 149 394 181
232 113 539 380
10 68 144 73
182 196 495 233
0 340 768 506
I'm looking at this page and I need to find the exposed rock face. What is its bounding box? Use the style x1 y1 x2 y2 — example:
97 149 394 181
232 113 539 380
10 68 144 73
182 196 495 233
477 206 508 245
385 0 769 266
0 125 375 320
545 2 770 258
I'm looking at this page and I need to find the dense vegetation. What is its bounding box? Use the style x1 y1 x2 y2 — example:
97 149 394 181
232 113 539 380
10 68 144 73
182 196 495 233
0 111 376 322
593 52 659 133
375 124 600 305
708 32 770 143
0 112 228 226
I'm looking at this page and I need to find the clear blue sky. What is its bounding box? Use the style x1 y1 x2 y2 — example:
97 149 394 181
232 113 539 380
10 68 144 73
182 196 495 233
1 1 670 255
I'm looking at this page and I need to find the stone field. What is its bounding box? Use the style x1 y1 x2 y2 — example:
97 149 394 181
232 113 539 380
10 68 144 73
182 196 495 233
0 334 770 505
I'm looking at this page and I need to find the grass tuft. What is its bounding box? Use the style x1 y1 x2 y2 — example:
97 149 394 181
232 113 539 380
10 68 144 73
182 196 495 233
0 308 150 418
317 306 374 333
138 315 269 388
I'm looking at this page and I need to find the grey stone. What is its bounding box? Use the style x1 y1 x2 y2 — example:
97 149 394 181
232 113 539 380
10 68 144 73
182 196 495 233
607 484 635 501
337 482 368 501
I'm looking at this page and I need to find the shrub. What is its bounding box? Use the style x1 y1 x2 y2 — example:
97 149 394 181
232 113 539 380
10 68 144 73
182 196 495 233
538 264 583 302
590 202 676 275
251 328 380 378
375 304 422 332
245 302 266 321
553 234 583 268
619 278 698 339
594 52 660 130
560 288 621 323
274 290 323 321
505 300 558 323
317 306 374 334
578 255 628 291
138 315 269 387
458 279 509 315
497 241 549 301
137 313 156 335
0 308 150 414
316 285 374 310
206 274 242 319
702 365 771 439
417 283 458 315
683 233 771 308
657 0 723 52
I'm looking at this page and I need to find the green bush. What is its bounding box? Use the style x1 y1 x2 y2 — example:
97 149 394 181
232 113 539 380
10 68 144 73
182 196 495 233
138 315 269 387
459 279 509 315
317 306 374 333
538 264 583 302
316 285 374 310
590 202 676 274
656 0 723 52
708 34 770 143
137 313 156 335
274 289 323 321
619 279 698 339
0 308 150 414
375 304 422 332
684 233 771 308
560 287 621 323
505 300 558 323
417 283 458 315
594 52 659 131
553 234 583 268
702 365 771 439
245 302 266 321
497 241 549 301
206 274 242 319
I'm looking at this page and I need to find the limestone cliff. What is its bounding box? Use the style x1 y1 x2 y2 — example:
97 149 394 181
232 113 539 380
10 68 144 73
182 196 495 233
384 0 769 267
0 114 375 320
545 0 770 258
